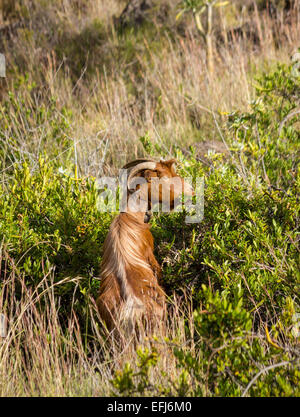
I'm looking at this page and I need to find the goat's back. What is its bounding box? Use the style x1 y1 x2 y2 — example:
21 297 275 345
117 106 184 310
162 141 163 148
96 213 166 334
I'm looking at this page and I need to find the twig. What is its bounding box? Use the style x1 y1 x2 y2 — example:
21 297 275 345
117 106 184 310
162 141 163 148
241 359 299 397
255 121 270 186
278 108 300 137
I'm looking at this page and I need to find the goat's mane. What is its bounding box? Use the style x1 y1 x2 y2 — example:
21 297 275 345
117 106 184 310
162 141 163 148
100 212 154 300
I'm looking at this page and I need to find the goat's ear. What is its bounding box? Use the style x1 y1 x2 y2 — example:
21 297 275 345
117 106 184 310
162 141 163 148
161 159 177 175
122 158 156 170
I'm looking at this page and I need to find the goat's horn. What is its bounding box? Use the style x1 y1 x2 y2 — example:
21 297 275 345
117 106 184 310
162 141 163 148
122 158 156 170
127 161 157 190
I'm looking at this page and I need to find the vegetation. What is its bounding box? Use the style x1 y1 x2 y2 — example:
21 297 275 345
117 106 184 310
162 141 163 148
0 0 299 397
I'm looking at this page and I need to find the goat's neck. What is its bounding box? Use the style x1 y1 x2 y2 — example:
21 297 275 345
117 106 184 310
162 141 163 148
121 208 146 224
121 195 148 224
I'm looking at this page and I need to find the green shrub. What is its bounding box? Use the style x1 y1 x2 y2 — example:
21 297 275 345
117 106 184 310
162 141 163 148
0 157 112 318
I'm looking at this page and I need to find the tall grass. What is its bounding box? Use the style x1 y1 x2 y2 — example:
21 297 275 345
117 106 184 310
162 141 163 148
1 0 299 177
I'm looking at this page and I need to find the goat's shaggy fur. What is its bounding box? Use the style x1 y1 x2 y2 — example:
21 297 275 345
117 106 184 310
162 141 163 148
97 212 165 334
96 159 193 337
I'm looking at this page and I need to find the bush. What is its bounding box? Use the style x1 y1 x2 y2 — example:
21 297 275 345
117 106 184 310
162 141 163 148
0 158 112 319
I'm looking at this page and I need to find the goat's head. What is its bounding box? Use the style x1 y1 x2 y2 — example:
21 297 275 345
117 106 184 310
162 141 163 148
123 158 194 215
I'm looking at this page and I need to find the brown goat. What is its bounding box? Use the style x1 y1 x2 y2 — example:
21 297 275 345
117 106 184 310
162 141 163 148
96 159 193 338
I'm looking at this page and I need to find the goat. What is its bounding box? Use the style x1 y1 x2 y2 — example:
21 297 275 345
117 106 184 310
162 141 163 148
96 159 194 338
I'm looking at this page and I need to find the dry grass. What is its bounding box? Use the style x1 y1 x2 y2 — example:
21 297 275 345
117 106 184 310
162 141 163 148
1 1 299 177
